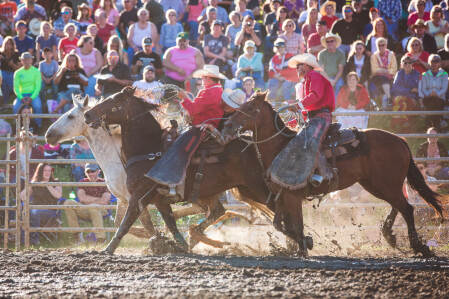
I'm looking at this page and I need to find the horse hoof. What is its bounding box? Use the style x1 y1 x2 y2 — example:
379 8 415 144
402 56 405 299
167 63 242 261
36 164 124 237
305 236 314 250
101 248 114 255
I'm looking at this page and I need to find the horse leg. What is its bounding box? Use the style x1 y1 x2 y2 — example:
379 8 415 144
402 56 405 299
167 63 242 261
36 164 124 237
154 200 189 252
103 191 150 254
189 195 229 250
280 192 308 257
380 208 399 248
360 181 432 256
115 198 154 239
389 193 433 257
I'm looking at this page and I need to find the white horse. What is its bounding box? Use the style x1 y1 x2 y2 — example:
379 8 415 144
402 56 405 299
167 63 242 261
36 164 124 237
45 95 157 238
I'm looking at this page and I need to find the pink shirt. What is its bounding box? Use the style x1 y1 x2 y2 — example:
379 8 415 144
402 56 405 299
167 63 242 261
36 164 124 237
165 46 198 81
188 0 207 22
75 47 99 75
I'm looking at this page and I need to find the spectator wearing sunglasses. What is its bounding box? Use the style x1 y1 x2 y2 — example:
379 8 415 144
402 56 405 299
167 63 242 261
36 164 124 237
331 5 360 56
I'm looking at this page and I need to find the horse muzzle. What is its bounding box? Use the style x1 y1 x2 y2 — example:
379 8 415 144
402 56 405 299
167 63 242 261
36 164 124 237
84 112 102 129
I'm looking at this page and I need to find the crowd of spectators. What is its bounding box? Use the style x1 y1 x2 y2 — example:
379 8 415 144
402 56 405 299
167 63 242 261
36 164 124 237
2 0 449 245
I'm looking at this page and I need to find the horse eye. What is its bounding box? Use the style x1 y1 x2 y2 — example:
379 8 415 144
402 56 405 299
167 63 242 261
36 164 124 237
67 114 74 120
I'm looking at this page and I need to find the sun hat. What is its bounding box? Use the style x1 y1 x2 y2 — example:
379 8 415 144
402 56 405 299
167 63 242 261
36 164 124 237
192 64 227 80
287 53 322 70
320 32 342 48
222 89 246 109
29 18 41 36
85 163 100 172
320 1 336 16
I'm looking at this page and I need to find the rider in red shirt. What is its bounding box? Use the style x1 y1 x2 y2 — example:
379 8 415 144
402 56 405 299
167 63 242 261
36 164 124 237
269 53 335 189
179 64 227 128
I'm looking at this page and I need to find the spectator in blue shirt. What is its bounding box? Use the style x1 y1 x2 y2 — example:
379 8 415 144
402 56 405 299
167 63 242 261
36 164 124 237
13 21 35 56
199 0 230 24
392 55 420 102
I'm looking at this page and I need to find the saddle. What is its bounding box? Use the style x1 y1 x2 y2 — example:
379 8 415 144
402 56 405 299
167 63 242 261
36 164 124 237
321 123 366 160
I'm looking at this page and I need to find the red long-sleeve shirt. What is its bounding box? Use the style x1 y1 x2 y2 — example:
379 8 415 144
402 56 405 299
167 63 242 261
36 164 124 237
181 83 224 128
336 84 370 110
297 70 335 113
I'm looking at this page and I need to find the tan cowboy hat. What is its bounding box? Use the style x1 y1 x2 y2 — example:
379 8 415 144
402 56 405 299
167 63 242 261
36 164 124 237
411 18 428 30
320 32 342 48
78 3 92 18
320 1 336 16
287 53 322 70
192 64 227 80
222 89 246 109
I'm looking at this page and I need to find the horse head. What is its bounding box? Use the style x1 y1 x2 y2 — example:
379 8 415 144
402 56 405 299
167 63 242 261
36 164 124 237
222 91 271 142
45 94 90 145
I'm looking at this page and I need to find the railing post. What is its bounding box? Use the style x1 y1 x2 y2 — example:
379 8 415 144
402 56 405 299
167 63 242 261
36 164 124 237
3 133 10 248
15 115 21 250
23 115 31 249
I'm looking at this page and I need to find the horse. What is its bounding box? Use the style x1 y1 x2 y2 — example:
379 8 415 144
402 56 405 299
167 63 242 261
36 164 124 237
222 91 446 257
83 87 274 254
45 95 157 239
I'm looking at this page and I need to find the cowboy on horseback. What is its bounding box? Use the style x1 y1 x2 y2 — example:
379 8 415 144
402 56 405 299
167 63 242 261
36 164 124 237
146 65 245 200
269 53 335 190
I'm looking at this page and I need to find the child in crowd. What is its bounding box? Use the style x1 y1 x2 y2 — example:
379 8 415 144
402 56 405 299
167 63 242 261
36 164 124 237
38 47 58 113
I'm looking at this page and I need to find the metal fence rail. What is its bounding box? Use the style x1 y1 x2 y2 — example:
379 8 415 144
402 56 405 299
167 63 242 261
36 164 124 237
1 111 449 250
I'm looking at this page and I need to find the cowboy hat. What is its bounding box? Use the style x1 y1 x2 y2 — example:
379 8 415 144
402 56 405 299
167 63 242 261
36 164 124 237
320 0 336 16
287 53 322 70
412 18 428 30
78 3 92 17
222 89 246 109
192 64 227 80
320 32 342 48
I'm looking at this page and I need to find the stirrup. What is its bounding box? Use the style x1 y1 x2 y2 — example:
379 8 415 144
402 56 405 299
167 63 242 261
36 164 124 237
309 174 323 187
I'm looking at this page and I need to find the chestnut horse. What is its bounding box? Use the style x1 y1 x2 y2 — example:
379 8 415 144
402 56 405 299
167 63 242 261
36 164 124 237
222 91 445 257
84 87 273 254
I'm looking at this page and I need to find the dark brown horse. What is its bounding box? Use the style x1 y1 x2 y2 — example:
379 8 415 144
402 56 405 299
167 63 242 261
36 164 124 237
222 91 445 257
83 87 273 254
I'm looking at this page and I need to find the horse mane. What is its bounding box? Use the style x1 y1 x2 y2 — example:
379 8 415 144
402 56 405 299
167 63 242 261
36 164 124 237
258 94 297 136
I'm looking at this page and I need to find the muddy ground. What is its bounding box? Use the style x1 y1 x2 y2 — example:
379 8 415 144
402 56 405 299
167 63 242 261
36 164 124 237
1 249 448 298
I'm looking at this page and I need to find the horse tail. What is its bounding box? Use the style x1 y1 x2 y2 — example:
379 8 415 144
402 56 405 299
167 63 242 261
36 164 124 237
404 141 445 220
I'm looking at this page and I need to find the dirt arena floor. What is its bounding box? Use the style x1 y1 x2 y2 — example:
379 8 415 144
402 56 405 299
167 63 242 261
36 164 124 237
0 249 448 298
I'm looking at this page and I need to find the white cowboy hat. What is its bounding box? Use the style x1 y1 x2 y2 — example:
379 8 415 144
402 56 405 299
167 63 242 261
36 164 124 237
320 32 342 48
287 53 322 70
192 64 227 80
222 89 246 109
29 18 42 36
320 0 336 16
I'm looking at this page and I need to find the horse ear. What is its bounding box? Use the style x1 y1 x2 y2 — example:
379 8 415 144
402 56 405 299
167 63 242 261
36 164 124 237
122 86 136 96
82 95 89 107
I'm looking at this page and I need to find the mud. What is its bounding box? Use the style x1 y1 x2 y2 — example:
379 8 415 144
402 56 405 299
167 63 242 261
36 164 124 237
1 250 448 298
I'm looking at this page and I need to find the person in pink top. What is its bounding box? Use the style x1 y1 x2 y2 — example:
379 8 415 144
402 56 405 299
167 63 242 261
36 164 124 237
163 32 205 87
75 35 103 96
186 0 207 44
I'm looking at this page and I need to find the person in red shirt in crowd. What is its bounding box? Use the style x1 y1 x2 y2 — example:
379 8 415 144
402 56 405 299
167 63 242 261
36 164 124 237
406 37 430 74
267 38 298 105
58 23 78 61
307 20 328 56
269 53 335 189
335 71 370 129
95 9 116 45
320 1 338 30
407 0 430 31
0 0 17 36
63 163 111 244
